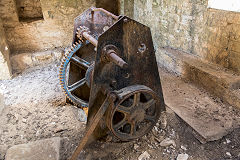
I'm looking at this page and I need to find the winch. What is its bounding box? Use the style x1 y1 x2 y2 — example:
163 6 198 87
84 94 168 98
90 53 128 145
59 7 165 159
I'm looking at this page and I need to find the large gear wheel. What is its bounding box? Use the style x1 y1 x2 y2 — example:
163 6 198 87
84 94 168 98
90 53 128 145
59 41 91 107
107 85 161 141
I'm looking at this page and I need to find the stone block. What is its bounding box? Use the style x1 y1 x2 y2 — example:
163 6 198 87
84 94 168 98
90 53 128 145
159 47 240 110
5 137 61 160
32 51 54 64
11 53 33 72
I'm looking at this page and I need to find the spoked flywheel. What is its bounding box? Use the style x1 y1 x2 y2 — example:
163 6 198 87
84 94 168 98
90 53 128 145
107 85 161 141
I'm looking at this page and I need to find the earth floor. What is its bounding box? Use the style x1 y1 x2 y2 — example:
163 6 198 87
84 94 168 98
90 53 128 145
0 62 239 160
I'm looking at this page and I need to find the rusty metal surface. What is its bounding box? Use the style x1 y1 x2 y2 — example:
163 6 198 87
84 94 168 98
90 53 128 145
61 8 166 158
87 16 165 139
107 85 161 141
69 93 116 160
60 8 118 107
73 7 116 44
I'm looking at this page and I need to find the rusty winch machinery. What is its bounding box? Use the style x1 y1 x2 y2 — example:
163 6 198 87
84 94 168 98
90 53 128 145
59 7 165 159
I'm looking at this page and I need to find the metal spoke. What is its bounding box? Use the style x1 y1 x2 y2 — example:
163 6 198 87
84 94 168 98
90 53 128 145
68 78 86 92
143 99 156 110
133 93 141 106
130 121 136 136
116 105 131 115
145 114 155 122
71 55 90 68
113 118 127 130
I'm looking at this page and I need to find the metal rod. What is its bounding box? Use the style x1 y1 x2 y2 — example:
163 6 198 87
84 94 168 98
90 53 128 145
107 50 128 69
92 8 119 20
69 93 116 160
81 32 127 68
82 32 98 47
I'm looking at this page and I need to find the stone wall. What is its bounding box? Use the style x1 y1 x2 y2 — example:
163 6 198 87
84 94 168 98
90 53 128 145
120 0 240 73
0 19 12 80
0 0 95 53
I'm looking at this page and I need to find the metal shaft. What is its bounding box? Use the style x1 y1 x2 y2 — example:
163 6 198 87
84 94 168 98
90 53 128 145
82 32 128 68
82 32 98 47
91 8 119 20
107 50 128 69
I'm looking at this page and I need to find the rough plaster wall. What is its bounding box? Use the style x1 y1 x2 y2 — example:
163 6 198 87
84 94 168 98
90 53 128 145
16 0 43 20
121 0 240 73
0 0 19 27
204 9 240 72
132 0 208 54
0 19 12 79
0 0 95 53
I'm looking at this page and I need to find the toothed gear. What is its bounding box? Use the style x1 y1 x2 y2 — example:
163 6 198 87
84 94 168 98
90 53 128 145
59 41 90 108
76 26 90 41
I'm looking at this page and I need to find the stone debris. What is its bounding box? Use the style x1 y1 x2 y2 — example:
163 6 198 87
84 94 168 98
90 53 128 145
226 138 231 144
77 108 87 122
159 111 167 129
134 144 140 150
181 145 187 150
160 138 176 147
138 151 150 160
176 153 189 160
226 152 231 157
5 137 61 160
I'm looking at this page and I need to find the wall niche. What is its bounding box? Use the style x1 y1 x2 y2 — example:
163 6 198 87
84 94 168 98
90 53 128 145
16 0 43 22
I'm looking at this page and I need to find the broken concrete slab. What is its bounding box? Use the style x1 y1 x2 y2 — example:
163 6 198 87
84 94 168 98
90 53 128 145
160 69 240 143
5 137 61 160
158 47 240 110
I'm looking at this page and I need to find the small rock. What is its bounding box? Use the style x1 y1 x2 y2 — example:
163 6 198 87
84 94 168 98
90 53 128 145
177 153 189 160
226 138 231 144
138 151 150 160
159 111 167 129
134 144 140 150
226 152 231 157
78 109 87 122
181 145 187 150
105 135 112 142
101 144 105 148
160 138 176 147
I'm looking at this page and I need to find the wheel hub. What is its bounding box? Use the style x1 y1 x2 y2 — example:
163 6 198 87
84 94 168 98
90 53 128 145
129 108 145 122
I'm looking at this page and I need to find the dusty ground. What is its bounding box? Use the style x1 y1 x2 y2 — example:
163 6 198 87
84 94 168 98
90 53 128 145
0 62 239 160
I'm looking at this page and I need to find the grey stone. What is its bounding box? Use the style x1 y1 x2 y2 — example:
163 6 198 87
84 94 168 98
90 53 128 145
160 138 176 147
78 108 87 122
138 151 150 160
177 153 189 160
5 137 61 160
